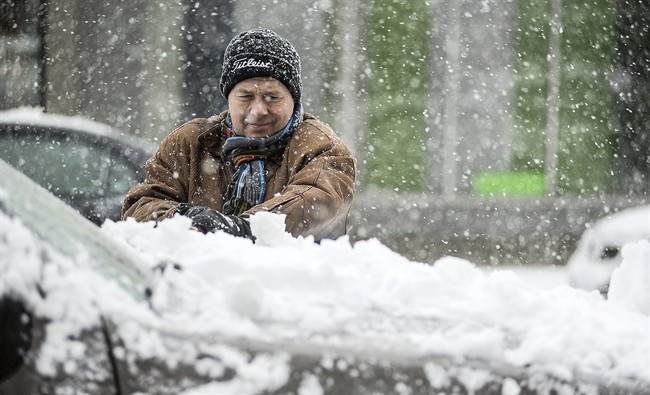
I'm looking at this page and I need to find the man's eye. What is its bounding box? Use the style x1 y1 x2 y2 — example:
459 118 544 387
264 95 278 102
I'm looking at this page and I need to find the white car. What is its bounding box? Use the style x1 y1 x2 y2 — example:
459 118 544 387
567 205 650 293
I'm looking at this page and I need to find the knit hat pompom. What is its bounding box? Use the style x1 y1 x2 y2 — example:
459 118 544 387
219 29 302 103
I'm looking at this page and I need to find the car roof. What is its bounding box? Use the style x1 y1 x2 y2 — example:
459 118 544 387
1 107 118 137
585 205 650 245
0 107 155 153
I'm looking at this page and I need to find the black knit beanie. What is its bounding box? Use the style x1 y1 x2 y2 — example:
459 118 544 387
219 29 302 104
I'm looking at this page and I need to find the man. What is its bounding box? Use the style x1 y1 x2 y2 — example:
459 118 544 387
122 29 356 241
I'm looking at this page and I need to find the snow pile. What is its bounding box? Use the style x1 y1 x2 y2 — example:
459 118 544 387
3 209 650 391
608 240 650 315
101 213 650 384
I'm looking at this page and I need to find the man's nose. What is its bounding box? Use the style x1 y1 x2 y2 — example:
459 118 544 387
250 97 269 116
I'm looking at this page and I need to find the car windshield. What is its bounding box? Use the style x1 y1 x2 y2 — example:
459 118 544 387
0 159 149 299
0 127 127 197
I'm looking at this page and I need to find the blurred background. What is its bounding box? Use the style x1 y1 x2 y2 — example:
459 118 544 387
1 0 648 265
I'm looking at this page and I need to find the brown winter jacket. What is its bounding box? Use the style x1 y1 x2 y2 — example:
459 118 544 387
121 111 356 240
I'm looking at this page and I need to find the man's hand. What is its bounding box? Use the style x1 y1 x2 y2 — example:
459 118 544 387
175 203 253 239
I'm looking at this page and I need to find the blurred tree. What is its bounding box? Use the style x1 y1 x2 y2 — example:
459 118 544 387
320 5 340 128
609 0 650 196
364 0 430 191
182 0 234 119
512 0 550 175
513 0 616 196
321 0 366 160
0 0 45 110
556 0 615 195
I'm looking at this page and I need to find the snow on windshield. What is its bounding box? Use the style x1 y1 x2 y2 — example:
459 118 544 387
2 210 649 392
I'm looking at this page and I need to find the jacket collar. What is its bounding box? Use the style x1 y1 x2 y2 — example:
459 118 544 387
198 111 228 159
198 111 316 161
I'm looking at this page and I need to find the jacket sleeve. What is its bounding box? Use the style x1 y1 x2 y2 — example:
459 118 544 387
244 122 356 240
121 125 195 223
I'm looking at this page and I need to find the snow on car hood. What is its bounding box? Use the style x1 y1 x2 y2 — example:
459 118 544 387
109 213 649 382
2 209 649 391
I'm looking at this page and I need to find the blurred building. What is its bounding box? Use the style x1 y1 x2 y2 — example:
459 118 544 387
1 0 648 265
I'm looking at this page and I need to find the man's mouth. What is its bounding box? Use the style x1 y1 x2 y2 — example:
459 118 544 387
246 121 272 130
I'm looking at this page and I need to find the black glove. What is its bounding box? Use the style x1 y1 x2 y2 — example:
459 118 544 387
175 203 253 239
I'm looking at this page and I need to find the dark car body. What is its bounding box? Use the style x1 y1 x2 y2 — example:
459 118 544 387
0 108 154 225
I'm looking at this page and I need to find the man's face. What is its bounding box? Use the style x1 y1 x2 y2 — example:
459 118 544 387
227 77 295 138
